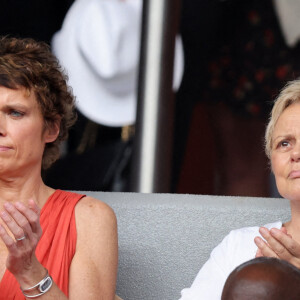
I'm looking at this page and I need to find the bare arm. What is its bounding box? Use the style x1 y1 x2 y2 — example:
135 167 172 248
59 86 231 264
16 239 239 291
69 196 118 300
0 197 118 299
0 200 69 299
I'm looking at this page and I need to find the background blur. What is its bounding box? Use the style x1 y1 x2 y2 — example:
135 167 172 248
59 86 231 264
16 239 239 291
2 0 300 197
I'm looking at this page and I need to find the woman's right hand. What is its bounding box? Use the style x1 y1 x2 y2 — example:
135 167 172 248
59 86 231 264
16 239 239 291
255 227 290 257
254 226 300 269
0 200 44 284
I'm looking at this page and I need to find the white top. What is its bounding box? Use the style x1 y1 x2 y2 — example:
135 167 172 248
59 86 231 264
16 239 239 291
179 221 282 300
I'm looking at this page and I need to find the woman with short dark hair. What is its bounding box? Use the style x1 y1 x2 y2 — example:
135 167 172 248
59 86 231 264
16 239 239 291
0 36 118 299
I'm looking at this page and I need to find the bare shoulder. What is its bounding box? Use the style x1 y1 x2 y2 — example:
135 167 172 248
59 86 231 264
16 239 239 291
75 195 116 219
70 196 118 299
74 196 117 240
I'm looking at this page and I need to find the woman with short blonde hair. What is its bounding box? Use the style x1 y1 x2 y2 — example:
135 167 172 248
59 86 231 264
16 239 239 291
180 78 300 299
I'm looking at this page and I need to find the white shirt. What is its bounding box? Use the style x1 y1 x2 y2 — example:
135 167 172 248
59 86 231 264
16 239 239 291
179 221 282 300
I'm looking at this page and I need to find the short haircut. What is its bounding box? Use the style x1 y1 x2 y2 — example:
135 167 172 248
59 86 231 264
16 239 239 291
0 36 77 169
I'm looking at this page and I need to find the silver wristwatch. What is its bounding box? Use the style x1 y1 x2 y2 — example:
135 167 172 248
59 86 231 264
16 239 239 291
21 269 53 298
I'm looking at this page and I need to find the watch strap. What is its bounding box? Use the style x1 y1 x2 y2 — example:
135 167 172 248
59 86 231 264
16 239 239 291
21 269 53 298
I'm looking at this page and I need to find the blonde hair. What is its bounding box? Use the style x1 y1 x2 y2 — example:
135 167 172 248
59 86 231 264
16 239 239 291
265 79 300 158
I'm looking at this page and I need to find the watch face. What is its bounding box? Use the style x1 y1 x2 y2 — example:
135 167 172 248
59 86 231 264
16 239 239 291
39 276 52 292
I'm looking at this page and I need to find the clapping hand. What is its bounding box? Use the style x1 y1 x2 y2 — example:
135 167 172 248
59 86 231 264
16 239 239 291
0 200 42 279
255 226 300 269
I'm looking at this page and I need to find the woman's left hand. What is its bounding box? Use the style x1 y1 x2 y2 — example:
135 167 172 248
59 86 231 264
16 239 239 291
0 199 43 279
254 226 300 268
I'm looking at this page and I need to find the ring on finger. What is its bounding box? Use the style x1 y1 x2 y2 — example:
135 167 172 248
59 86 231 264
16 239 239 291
16 235 26 242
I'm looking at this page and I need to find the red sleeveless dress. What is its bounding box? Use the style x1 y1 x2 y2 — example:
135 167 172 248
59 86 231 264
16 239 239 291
0 190 85 299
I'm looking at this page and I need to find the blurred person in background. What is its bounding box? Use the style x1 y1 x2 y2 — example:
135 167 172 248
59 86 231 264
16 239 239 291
49 0 183 192
176 0 300 197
